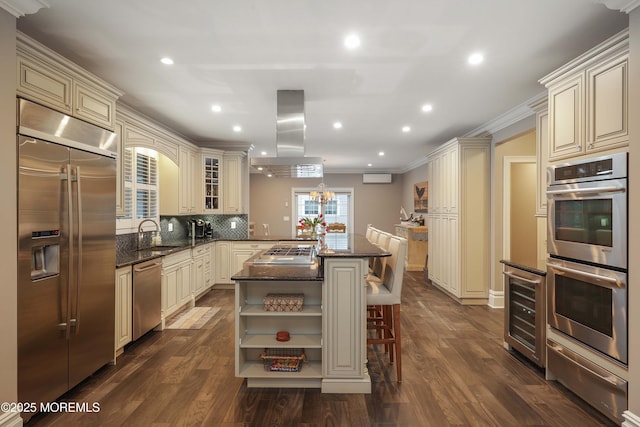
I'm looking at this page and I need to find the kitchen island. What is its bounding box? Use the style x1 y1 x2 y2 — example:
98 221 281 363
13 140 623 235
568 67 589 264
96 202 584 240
231 234 390 393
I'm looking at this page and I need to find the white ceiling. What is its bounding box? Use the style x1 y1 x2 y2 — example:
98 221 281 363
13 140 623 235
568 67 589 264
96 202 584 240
16 0 628 173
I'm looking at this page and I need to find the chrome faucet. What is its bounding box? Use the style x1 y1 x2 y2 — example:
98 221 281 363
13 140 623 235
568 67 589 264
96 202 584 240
138 219 160 249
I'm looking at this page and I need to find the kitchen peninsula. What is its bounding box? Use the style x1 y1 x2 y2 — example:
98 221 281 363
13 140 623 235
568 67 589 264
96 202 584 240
231 234 390 393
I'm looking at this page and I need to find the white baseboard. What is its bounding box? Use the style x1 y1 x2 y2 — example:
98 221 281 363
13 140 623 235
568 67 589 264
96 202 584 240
623 410 640 427
0 411 23 427
488 290 504 308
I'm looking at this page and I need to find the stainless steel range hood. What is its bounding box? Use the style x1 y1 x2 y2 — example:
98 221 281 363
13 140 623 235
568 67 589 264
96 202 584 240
250 90 323 178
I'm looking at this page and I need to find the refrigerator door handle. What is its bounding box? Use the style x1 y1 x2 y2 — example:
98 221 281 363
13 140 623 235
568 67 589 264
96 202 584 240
72 166 82 335
64 164 74 339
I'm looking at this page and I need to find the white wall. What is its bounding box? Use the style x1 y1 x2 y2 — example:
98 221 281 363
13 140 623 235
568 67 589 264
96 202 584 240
0 7 17 409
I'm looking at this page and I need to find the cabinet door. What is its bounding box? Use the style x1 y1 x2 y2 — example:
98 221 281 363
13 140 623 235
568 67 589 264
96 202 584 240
178 147 197 213
215 242 232 284
430 155 442 213
193 256 205 295
115 267 132 350
232 250 255 277
445 215 459 296
178 262 192 306
586 54 628 152
444 145 459 214
17 54 73 115
535 109 549 216
73 81 115 130
323 258 366 378
548 74 584 160
162 267 179 315
223 154 243 213
203 155 221 213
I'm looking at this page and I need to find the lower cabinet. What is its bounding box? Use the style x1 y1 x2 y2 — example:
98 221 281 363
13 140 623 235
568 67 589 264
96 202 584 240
235 280 324 388
115 266 132 357
215 241 273 285
192 243 213 297
161 249 193 325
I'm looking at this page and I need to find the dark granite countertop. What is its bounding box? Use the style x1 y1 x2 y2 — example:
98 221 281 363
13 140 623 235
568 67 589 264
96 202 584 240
116 236 321 268
231 234 390 281
499 259 547 276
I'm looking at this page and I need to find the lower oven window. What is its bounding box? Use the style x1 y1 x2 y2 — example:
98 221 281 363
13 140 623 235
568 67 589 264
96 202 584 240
555 274 613 337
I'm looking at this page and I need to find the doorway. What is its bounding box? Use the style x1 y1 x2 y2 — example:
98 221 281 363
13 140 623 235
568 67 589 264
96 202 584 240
291 188 354 235
502 156 537 267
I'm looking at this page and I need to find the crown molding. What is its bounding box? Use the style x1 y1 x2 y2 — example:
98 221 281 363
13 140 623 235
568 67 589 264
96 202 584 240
463 91 546 137
0 0 48 17
595 0 640 13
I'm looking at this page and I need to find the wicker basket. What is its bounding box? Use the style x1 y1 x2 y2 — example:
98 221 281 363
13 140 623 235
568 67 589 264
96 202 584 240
263 293 304 312
260 348 306 372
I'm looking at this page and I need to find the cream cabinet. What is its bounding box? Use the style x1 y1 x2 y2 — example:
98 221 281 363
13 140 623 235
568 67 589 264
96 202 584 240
202 151 222 213
215 241 274 285
192 243 213 298
17 32 121 131
114 118 126 217
115 266 132 355
215 241 232 285
427 137 490 304
541 29 628 161
161 250 193 325
322 258 367 381
223 152 247 214
179 147 198 214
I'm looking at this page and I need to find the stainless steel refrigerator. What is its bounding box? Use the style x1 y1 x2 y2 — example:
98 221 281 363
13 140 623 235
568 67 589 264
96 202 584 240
17 99 117 415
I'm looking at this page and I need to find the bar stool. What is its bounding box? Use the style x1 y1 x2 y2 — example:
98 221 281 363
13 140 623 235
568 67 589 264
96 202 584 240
366 235 407 382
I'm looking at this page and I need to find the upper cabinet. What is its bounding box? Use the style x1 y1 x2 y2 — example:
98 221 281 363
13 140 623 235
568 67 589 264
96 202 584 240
223 152 247 214
16 32 122 131
540 29 628 162
202 150 223 213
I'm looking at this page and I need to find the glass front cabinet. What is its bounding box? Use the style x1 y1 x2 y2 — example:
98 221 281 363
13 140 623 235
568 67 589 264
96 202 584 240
202 151 222 213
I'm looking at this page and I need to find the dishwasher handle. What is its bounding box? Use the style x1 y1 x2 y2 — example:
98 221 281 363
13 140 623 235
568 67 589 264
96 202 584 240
134 261 162 273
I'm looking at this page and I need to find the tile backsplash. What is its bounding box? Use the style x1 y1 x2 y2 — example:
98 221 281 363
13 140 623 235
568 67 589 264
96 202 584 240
160 214 249 242
116 214 249 254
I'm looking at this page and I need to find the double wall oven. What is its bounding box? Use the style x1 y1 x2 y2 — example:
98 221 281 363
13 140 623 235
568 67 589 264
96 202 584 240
546 152 628 423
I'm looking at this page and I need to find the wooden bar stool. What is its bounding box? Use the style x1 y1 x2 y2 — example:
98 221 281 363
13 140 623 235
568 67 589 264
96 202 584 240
366 236 407 382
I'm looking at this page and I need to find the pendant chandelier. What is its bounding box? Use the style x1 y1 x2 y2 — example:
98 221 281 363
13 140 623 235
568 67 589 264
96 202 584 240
310 182 335 205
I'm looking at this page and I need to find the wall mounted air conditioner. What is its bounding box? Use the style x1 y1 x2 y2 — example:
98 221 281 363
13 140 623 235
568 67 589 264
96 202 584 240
362 173 392 184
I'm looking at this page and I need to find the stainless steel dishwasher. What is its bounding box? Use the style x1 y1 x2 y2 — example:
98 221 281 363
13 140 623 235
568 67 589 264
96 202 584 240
132 259 162 340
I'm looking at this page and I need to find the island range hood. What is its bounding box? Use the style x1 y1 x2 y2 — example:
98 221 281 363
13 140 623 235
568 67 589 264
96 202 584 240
250 90 323 178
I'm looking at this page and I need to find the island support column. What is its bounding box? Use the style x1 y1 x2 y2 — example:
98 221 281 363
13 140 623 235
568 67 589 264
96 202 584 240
321 258 371 393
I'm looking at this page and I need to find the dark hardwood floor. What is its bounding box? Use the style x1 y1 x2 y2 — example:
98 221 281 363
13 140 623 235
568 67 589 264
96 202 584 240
25 272 616 426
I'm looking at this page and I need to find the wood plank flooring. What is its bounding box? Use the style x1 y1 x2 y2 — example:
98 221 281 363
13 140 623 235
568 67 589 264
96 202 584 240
25 272 616 426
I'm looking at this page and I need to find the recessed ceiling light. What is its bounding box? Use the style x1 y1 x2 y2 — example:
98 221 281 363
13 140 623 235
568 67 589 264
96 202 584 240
333 122 342 129
367 163 373 167
160 57 174 65
257 167 264 171
233 125 242 132
267 173 273 178
468 52 484 65
402 126 411 133
378 151 385 156
211 104 221 113
260 151 267 156
344 33 361 49
421 104 433 113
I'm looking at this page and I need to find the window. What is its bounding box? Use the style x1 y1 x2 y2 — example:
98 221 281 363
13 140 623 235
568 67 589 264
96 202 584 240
117 147 159 233
293 188 353 235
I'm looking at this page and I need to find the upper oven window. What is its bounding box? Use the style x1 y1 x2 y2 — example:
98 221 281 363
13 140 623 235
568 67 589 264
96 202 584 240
554 199 613 247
